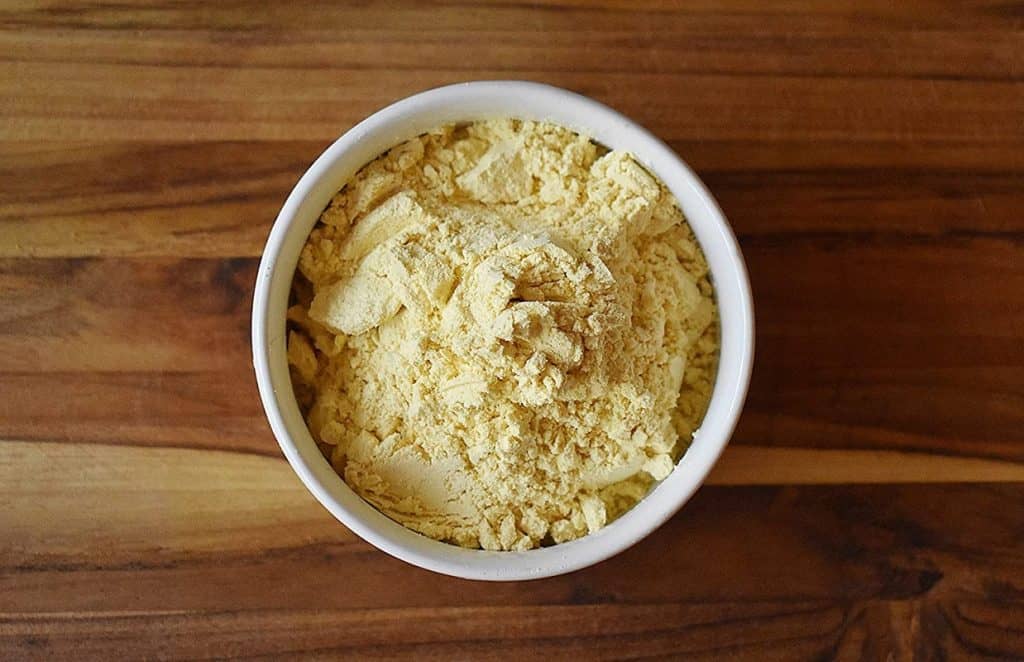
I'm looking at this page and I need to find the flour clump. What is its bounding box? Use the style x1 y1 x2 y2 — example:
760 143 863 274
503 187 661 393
289 119 717 550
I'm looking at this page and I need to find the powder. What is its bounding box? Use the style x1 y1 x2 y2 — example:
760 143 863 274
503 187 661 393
288 119 718 550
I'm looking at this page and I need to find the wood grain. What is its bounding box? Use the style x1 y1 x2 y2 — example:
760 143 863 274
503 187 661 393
5 440 1024 571
2 0 1023 659
5 66 1023 142
2 2 1023 142
3 141 1023 259
3 441 1024 659
4 252 1020 463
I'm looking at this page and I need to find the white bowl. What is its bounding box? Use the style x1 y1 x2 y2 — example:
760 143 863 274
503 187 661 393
252 81 754 581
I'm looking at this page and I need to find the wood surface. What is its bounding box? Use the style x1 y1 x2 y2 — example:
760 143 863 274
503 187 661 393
2 1 1023 659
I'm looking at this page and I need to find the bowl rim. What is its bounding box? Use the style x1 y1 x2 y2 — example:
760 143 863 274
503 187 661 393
252 80 754 581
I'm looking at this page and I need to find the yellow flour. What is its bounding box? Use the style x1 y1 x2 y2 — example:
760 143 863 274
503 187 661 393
288 119 717 550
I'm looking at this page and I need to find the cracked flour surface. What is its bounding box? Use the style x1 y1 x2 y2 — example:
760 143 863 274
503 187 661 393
288 119 717 550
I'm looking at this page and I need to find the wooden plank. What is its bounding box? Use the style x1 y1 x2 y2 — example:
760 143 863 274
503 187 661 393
4 440 1024 606
0 258 272 453
3 601 1021 660
4 441 1024 572
2 20 1022 80
0 142 319 259
0 604 867 661
2 1 1022 33
744 236 1024 461
0 441 328 567
4 63 1022 141
2 141 1022 259
0 258 256 373
3 250 1020 463
0 374 271 452
4 438 1024 571
2 441 1023 658
2 3 1020 143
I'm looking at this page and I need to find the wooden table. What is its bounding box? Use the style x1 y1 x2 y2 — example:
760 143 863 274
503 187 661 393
3 2 1023 659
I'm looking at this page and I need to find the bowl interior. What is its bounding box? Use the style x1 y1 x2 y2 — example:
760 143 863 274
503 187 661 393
252 81 753 580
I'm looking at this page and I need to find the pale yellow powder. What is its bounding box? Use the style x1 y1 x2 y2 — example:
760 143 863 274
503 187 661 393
288 119 718 550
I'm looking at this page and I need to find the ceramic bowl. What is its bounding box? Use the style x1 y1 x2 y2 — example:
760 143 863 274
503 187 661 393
252 81 754 580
